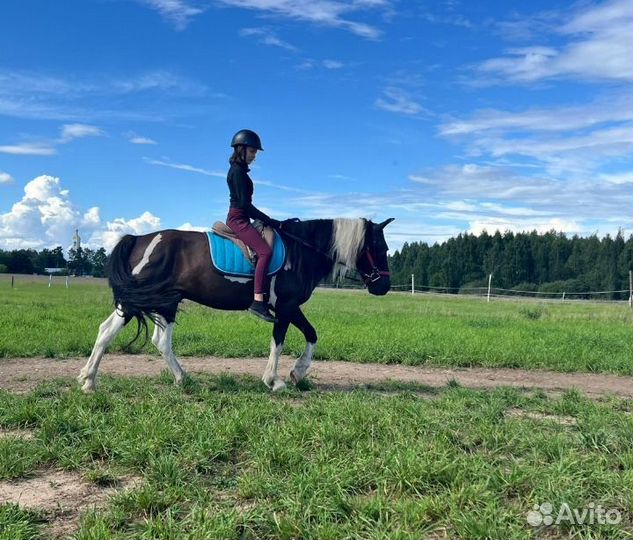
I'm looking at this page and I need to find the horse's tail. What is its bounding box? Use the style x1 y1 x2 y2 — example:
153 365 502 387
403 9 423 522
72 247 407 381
107 234 180 348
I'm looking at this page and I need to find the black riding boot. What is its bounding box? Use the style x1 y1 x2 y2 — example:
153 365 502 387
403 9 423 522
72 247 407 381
248 300 277 323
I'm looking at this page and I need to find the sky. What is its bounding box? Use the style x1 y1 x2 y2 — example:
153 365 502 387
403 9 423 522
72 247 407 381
0 0 631 254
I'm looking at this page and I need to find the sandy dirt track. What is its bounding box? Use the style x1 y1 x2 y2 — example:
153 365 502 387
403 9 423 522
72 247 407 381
0 355 631 398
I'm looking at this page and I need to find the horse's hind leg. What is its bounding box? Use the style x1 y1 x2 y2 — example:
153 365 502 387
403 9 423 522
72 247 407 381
78 309 127 392
289 308 317 385
151 315 186 384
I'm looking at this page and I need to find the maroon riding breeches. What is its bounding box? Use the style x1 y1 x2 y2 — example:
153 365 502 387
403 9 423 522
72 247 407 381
226 208 273 295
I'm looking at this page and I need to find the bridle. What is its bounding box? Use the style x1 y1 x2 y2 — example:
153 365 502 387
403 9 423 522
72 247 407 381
278 227 389 287
357 245 390 285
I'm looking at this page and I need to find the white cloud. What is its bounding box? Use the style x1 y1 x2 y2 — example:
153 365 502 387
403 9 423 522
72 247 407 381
239 27 298 51
140 0 205 30
0 175 81 249
0 123 104 158
322 59 344 69
0 69 208 121
144 156 225 177
59 123 103 142
217 0 389 39
0 143 56 155
0 175 163 252
0 172 15 184
468 217 582 236
375 87 425 116
177 222 208 232
439 94 633 136
129 135 157 145
475 0 633 83
600 171 633 184
437 93 633 182
90 211 162 251
82 207 101 226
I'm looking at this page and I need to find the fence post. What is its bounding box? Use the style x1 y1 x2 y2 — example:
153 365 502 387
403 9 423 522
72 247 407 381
11 275 14 288
65 276 69 288
562 291 565 302
48 274 52 288
411 274 415 295
629 270 632 308
487 274 492 303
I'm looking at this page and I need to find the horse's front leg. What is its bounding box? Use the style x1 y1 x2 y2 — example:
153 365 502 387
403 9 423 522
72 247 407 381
288 308 317 385
262 315 290 392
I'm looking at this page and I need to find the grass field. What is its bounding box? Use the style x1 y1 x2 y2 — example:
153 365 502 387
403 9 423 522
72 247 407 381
0 375 631 539
0 276 631 375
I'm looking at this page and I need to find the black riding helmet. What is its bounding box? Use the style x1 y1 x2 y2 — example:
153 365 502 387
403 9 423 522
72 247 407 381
230 129 263 151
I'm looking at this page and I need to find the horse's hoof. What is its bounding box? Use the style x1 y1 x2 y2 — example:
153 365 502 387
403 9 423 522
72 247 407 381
289 370 300 385
81 383 96 394
272 379 287 392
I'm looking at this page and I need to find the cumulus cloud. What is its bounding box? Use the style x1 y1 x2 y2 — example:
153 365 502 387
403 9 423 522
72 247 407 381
0 172 15 184
89 211 162 251
0 175 162 252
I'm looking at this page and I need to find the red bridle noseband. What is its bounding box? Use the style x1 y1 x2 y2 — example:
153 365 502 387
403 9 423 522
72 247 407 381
359 247 390 285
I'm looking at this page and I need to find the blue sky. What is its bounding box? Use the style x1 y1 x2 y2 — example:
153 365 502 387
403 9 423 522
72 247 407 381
1 0 631 253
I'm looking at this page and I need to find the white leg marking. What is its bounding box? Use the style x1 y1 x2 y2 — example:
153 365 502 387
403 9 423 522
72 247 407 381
78 310 126 392
152 315 186 383
263 338 286 391
290 342 316 385
131 233 162 276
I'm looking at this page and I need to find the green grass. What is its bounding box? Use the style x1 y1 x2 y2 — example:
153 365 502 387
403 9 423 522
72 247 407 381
0 278 631 374
0 376 631 539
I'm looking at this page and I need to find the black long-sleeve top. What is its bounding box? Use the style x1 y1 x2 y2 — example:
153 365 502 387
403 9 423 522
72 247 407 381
227 162 271 223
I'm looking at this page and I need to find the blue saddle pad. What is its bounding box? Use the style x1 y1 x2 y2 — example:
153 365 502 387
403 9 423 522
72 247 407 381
207 230 286 277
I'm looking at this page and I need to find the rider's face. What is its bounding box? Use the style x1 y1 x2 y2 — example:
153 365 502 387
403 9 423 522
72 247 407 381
245 146 258 164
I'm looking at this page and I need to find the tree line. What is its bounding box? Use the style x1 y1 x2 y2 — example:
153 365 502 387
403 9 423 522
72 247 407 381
0 246 108 277
2 230 631 299
386 230 632 300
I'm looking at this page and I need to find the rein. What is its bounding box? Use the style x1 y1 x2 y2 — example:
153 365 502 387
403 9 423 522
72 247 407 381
277 226 389 286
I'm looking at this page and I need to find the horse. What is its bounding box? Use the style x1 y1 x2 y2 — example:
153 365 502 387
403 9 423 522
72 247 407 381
77 217 394 392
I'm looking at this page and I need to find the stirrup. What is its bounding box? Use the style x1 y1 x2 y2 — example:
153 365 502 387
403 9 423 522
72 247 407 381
248 302 277 323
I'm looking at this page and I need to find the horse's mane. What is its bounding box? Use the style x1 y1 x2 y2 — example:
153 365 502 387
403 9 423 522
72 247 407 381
330 218 366 281
281 218 366 286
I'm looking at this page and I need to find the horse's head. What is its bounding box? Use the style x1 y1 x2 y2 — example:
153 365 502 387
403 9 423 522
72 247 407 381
357 218 394 296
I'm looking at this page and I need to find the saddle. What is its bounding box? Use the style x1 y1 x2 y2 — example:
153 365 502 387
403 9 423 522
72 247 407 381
211 220 274 264
208 220 286 277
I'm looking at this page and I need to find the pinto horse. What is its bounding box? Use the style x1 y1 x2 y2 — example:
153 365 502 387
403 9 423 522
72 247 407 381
77 217 394 392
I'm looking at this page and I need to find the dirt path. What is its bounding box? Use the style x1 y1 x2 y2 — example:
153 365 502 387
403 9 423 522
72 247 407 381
0 355 631 398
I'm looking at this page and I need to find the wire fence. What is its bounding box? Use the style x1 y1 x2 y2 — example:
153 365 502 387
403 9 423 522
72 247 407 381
324 272 633 305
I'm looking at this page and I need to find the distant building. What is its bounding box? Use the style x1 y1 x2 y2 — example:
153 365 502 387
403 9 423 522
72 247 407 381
72 228 81 251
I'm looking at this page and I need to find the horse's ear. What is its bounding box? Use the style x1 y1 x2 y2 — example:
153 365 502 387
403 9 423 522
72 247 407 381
378 218 395 230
